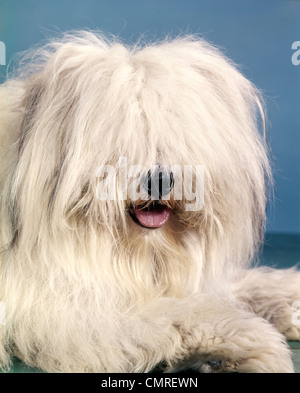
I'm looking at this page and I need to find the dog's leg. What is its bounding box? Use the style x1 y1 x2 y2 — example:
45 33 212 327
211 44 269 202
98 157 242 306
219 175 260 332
0 293 293 372
232 268 300 341
129 295 294 373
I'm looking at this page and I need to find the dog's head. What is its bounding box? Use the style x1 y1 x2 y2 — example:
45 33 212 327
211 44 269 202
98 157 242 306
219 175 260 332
2 32 271 296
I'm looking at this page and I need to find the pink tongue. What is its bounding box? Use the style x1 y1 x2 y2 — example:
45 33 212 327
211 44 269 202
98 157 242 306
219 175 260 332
133 206 170 228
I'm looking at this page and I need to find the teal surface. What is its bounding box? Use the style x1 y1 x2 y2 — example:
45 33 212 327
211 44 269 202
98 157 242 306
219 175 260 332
2 233 300 373
290 342 300 373
4 358 42 374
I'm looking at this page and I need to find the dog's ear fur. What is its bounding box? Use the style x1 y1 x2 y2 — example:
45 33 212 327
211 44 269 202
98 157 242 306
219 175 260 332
0 74 62 250
18 76 45 155
0 80 28 250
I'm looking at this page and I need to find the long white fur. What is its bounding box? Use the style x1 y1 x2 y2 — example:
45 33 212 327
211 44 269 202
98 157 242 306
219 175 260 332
0 31 299 372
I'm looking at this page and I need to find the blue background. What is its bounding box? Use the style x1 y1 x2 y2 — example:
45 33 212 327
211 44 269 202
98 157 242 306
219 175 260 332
0 0 299 234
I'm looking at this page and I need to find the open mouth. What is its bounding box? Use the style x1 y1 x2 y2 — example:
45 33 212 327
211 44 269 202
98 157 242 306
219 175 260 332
130 203 170 228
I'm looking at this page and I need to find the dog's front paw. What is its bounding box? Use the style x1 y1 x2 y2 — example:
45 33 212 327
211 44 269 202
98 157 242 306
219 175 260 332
197 318 295 373
222 348 293 373
222 322 294 373
194 349 293 373
275 301 300 341
195 346 294 373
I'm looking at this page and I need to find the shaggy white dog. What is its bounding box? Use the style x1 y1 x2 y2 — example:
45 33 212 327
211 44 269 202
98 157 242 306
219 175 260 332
0 31 299 373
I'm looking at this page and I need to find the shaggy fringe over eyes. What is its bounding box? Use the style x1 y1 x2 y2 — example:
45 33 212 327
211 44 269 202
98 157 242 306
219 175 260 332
0 31 273 371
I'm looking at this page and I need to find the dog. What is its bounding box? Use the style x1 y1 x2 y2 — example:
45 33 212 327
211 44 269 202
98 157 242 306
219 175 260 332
0 31 299 373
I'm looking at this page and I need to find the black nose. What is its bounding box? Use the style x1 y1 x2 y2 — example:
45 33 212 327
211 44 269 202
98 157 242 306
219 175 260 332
144 168 174 199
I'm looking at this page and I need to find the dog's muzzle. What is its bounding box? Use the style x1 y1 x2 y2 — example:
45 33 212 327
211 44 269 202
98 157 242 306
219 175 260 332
130 168 174 229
